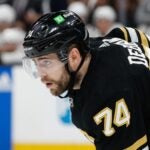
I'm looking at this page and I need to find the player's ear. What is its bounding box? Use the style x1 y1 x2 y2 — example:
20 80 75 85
68 47 81 71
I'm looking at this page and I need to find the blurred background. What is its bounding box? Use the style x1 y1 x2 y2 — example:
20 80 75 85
0 0 150 150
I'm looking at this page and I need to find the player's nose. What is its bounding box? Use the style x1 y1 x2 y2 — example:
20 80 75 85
37 67 47 79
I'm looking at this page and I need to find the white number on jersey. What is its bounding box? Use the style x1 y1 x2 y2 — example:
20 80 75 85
93 98 130 136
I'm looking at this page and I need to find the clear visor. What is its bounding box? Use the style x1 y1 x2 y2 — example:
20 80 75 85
22 56 67 79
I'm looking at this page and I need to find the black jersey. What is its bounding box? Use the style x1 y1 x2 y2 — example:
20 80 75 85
89 27 150 66
69 38 150 150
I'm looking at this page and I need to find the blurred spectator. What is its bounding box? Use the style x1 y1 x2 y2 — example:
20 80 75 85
93 5 121 36
0 4 17 64
88 0 110 10
12 0 68 30
12 0 44 30
67 0 89 5
68 1 89 22
114 0 138 27
68 1 98 37
87 0 111 26
2 0 68 17
0 1 69 65
135 0 150 35
0 28 25 65
0 4 16 31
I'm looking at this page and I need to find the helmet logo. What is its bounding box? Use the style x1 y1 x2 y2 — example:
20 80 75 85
53 15 65 24
26 30 34 38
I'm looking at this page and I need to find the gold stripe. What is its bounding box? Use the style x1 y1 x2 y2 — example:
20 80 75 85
139 30 149 48
125 135 147 150
120 27 128 41
80 129 95 143
13 144 95 150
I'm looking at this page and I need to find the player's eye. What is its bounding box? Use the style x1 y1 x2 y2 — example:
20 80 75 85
41 60 52 67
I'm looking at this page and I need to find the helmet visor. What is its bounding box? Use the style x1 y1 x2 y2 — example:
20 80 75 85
22 56 67 79
22 56 39 78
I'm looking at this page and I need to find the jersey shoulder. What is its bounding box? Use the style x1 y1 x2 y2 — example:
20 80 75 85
107 26 150 48
100 37 149 70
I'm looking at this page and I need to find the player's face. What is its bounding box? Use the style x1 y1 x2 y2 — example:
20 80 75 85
33 53 70 96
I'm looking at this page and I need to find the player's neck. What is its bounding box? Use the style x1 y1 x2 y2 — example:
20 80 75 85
73 53 91 90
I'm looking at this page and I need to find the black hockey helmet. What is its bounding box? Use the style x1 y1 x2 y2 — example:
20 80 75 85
23 10 89 60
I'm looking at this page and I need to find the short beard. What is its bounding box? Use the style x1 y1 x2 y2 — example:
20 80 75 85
50 82 68 96
50 72 70 96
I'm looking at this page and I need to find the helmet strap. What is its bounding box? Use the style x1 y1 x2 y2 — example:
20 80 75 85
59 53 86 98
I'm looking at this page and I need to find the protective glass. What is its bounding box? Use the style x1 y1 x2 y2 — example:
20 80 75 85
22 56 67 78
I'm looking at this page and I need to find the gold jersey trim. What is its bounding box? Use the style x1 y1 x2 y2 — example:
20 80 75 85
125 135 147 150
138 30 149 48
120 27 129 42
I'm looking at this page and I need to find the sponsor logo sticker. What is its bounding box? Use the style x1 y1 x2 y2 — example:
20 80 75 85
53 15 65 24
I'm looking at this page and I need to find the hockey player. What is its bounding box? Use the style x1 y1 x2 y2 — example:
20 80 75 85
23 10 150 149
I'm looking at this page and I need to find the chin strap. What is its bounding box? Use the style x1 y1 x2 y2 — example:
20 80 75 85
59 54 86 98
